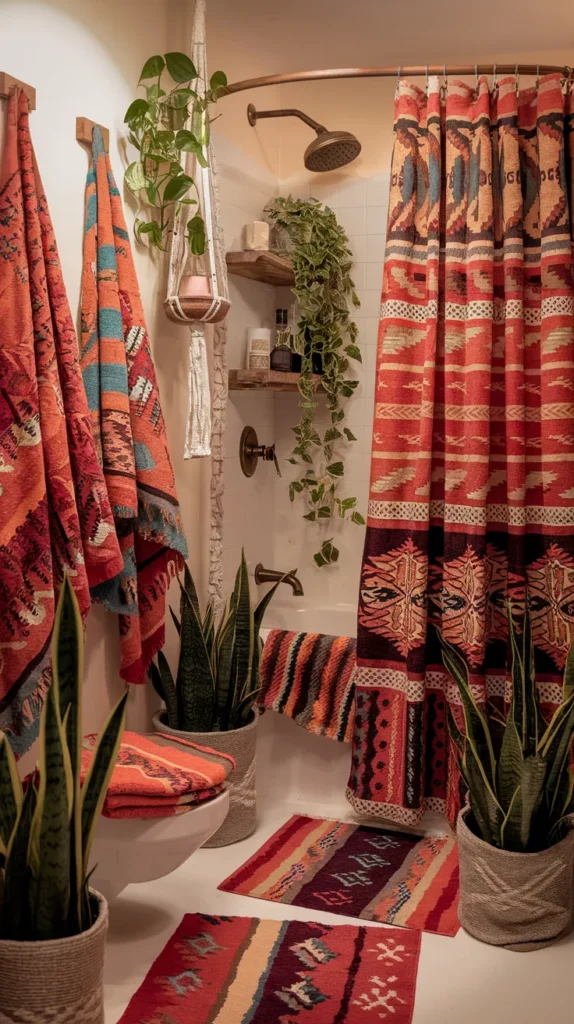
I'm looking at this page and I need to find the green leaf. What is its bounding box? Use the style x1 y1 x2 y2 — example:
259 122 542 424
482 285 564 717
169 88 196 109
343 428 357 442
500 785 522 850
351 511 366 525
317 505 332 519
125 160 147 192
136 219 163 247
80 693 128 874
324 427 342 443
210 70 228 94
146 83 166 102
440 635 497 787
139 55 165 81
313 551 327 567
232 550 255 707
303 511 316 521
31 685 71 939
0 732 22 855
188 214 206 256
497 717 523 819
163 173 193 202
326 461 344 478
51 576 83 933
177 581 215 731
345 343 362 362
519 754 547 850
165 51 197 83
1 782 36 940
124 98 149 123
157 651 179 729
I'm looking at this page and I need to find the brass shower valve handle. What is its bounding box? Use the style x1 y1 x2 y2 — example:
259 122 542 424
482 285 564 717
239 426 281 478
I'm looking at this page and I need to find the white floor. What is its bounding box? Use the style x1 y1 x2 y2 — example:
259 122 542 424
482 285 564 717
104 716 574 1022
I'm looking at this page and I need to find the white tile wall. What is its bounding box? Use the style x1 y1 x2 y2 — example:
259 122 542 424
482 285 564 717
212 133 280 592
214 140 390 613
270 170 390 609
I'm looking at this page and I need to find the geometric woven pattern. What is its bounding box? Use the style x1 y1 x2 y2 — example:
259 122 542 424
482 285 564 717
219 815 459 937
350 73 574 825
117 913 421 1023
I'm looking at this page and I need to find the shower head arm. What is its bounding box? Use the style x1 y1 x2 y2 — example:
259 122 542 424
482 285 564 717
247 104 327 135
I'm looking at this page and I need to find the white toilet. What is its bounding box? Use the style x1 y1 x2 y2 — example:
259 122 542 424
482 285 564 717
89 788 230 900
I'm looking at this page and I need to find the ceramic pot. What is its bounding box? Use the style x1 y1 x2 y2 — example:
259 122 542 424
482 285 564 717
163 276 230 325
0 890 108 1023
457 807 574 951
152 710 257 846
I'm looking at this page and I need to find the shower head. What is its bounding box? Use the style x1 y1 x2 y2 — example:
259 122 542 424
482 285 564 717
304 130 362 172
247 103 361 172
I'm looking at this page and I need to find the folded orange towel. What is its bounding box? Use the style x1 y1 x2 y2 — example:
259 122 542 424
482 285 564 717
81 730 235 819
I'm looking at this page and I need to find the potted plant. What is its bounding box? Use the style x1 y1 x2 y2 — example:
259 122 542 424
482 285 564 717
440 604 574 951
264 196 364 569
0 579 127 1023
150 551 284 846
123 51 229 323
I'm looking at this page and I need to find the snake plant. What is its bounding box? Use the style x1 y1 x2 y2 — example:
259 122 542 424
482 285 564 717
0 578 127 940
150 551 285 732
440 604 574 852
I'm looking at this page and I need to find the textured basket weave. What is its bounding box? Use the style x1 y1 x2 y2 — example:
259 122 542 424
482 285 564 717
153 711 257 846
0 890 108 1023
457 807 574 951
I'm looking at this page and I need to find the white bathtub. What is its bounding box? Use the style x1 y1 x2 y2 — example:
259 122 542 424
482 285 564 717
257 599 355 819
262 601 357 638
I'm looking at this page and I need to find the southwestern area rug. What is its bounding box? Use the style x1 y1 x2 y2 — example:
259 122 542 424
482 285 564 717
219 815 459 937
117 913 421 1023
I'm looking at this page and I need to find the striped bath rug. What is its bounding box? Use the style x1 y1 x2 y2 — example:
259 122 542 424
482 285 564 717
219 814 459 937
117 913 421 1023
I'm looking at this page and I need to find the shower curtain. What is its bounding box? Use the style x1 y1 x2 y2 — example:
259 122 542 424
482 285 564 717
348 72 574 826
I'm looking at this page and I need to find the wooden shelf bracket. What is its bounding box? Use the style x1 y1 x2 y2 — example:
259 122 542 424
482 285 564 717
0 72 36 110
76 117 110 150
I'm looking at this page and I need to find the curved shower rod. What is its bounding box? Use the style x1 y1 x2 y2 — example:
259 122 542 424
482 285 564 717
222 63 571 96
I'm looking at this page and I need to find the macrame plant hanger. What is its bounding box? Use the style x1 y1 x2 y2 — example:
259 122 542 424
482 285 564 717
164 0 230 608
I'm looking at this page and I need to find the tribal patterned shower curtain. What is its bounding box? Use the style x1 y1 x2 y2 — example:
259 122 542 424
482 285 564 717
348 73 574 826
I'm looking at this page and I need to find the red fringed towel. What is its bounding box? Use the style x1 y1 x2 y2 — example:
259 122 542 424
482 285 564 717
0 90 123 755
80 127 188 682
81 731 235 818
258 629 356 743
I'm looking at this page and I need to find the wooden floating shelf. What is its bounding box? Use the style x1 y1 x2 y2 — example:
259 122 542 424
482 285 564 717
229 369 322 392
226 250 295 287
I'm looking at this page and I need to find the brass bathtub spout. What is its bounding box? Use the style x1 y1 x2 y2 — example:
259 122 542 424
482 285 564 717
254 563 304 597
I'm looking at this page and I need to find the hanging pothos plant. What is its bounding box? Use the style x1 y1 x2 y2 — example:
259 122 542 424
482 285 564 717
123 51 227 255
265 196 365 568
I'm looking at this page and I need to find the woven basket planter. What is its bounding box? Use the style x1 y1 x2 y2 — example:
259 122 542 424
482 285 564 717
0 890 108 1023
457 807 574 951
153 711 257 846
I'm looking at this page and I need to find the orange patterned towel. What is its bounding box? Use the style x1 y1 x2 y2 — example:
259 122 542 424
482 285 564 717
258 629 356 743
81 730 235 818
81 127 188 683
0 90 123 756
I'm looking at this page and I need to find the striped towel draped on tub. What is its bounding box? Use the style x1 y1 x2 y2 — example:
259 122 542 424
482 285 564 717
258 629 356 743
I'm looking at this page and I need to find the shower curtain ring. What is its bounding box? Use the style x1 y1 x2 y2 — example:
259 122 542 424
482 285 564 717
536 64 540 89
425 65 429 93
515 63 519 95
395 64 402 97
492 63 498 91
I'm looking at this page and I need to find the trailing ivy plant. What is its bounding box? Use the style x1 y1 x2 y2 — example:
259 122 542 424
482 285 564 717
265 196 365 567
123 52 227 254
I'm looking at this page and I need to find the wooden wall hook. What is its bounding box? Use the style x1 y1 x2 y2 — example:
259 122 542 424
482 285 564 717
76 117 110 150
0 72 36 110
